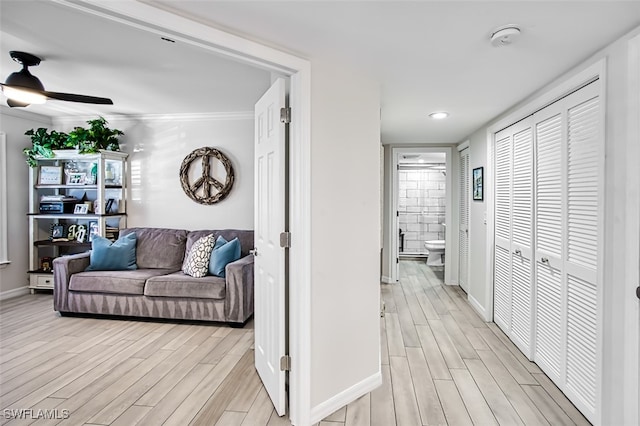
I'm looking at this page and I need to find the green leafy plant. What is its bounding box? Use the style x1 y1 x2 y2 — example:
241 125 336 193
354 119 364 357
67 117 123 154
23 117 124 167
23 128 71 167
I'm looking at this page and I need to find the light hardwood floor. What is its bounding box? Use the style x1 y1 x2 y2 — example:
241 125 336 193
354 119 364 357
0 261 590 425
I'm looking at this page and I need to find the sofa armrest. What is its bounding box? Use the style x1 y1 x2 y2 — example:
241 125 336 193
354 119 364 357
53 252 90 312
224 254 254 323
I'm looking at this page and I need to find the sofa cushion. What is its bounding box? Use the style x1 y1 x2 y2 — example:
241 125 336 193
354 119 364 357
69 268 176 295
182 234 216 278
121 227 188 270
145 272 226 299
85 233 138 271
187 230 254 258
209 237 241 277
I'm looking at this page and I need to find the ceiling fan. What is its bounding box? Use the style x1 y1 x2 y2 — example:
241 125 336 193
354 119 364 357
1 51 113 108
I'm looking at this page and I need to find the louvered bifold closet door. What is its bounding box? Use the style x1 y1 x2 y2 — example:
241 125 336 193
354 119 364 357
510 123 534 357
564 81 602 421
533 79 603 424
493 121 534 358
494 130 512 332
459 148 470 292
534 103 565 384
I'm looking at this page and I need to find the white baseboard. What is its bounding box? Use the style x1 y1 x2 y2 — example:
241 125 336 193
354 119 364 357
0 286 30 301
468 294 491 322
310 371 382 424
381 275 393 284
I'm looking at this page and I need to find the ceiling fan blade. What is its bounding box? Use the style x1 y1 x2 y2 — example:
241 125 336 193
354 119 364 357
43 91 113 105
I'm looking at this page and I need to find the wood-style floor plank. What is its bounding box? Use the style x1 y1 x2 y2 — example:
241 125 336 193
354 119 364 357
0 261 589 426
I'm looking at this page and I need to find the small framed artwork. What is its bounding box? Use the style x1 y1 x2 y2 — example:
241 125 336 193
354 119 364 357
40 256 53 272
39 166 63 185
473 167 484 201
74 204 89 214
66 172 86 185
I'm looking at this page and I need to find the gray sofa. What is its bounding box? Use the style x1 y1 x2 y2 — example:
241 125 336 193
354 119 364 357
52 227 254 325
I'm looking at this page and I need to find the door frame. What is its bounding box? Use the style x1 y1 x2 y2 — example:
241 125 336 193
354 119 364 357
389 146 453 284
624 32 640 426
57 1 313 424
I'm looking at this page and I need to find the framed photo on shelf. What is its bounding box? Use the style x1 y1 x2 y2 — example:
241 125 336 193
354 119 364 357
473 167 484 201
39 257 53 272
38 166 62 185
66 172 86 185
50 224 66 240
74 204 89 214
88 221 99 242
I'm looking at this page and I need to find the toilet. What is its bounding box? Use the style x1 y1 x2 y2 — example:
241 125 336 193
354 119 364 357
424 240 445 266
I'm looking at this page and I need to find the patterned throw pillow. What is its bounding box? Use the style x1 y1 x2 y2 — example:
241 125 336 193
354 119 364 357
182 234 216 278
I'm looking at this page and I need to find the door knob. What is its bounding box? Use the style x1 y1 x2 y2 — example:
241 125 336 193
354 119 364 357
514 249 521 256
541 257 549 264
249 248 258 256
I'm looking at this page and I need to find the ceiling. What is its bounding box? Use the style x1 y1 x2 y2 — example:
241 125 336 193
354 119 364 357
2 1 640 145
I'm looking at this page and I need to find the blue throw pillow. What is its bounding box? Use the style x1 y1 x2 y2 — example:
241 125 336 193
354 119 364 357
209 237 241 277
86 233 138 271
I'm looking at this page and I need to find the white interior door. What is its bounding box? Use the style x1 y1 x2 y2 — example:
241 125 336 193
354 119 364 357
458 148 469 292
254 78 287 416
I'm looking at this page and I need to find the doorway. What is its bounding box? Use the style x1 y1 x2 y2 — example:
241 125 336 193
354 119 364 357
390 147 453 284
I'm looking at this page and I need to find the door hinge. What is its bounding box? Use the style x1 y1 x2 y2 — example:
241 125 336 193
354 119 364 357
280 355 291 371
280 107 291 124
280 231 291 248
396 257 399 264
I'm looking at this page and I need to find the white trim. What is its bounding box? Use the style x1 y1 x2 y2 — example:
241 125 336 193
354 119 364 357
457 140 470 151
390 146 453 284
309 372 382 425
0 133 8 265
53 111 254 124
0 106 52 124
0 286 29 301
54 1 313 424
381 275 393 284
624 33 640 426
468 294 490 322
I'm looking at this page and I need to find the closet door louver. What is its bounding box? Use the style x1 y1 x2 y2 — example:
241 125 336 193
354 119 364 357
565 85 601 417
493 121 534 358
459 149 469 292
494 131 512 331
534 107 565 383
510 126 533 355
532 80 602 423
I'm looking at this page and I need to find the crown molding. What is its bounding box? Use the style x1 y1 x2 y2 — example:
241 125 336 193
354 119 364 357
52 111 254 125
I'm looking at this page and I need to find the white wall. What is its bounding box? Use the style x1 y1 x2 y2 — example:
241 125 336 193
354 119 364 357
0 109 52 297
464 25 640 425
309 59 381 420
55 115 258 231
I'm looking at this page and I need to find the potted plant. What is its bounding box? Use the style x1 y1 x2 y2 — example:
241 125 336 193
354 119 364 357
67 117 123 154
23 117 123 167
23 128 72 167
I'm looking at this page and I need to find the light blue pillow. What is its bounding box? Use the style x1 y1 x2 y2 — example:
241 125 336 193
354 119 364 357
86 233 137 271
209 237 241 277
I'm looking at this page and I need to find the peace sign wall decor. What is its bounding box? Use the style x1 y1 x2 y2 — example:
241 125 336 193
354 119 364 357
180 147 235 205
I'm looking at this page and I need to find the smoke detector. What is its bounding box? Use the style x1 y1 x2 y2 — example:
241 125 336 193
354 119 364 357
490 24 521 47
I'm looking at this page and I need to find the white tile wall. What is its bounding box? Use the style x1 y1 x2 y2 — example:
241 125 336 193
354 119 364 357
398 167 446 253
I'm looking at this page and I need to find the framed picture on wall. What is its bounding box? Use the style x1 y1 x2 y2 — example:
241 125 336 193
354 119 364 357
473 167 483 201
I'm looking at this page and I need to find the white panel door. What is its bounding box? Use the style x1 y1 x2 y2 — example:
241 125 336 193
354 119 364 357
254 78 287 416
459 148 469 292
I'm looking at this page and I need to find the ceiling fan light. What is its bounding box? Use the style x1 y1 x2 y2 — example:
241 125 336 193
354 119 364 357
3 86 46 105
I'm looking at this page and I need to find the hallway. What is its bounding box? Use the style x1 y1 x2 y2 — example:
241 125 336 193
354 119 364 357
319 260 590 425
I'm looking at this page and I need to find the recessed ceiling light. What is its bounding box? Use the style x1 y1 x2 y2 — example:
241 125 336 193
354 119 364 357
429 111 449 120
